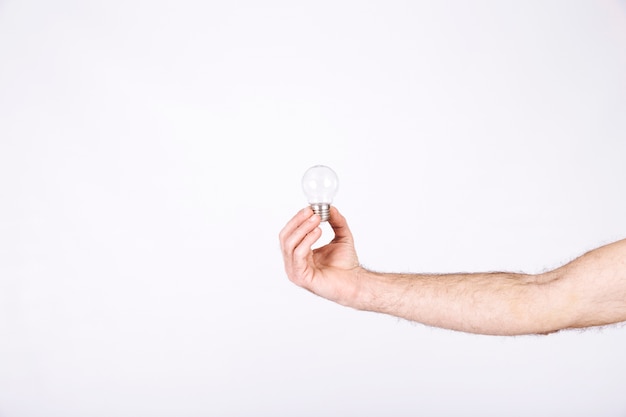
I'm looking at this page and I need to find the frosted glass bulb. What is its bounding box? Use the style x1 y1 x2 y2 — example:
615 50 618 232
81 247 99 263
301 165 339 222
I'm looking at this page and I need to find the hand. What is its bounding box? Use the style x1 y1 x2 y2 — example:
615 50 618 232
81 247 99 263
279 206 362 306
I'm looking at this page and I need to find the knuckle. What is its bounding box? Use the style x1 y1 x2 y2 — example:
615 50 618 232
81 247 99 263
278 227 288 242
283 236 297 252
293 245 310 259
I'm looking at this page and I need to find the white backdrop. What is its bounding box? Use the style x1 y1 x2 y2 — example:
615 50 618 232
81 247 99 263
1 1 626 416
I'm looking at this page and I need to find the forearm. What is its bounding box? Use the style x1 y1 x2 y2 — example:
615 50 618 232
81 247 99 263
350 268 570 335
348 239 626 335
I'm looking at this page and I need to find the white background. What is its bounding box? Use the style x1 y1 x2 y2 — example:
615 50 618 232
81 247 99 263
1 1 626 416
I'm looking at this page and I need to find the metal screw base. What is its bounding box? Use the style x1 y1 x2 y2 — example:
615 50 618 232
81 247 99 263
310 203 331 222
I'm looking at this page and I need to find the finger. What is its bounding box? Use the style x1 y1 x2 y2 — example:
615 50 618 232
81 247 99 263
279 207 313 248
292 226 322 274
281 212 321 257
328 206 354 243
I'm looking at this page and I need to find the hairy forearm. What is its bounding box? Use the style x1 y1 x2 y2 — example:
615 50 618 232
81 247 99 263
347 268 575 335
347 239 626 335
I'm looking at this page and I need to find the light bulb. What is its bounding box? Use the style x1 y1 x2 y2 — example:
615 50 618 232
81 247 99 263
301 165 339 222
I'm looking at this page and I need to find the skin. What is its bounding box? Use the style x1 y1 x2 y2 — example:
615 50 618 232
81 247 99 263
279 206 626 336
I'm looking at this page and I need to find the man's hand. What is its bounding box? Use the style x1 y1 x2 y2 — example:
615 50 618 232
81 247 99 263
279 206 362 306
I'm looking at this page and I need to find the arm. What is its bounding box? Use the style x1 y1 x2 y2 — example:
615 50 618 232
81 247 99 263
279 206 626 335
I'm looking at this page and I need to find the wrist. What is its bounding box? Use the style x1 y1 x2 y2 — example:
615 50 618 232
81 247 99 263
332 265 368 309
350 269 411 316
346 267 386 312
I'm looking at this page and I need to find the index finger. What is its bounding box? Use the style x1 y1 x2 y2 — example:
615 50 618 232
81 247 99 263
279 207 314 243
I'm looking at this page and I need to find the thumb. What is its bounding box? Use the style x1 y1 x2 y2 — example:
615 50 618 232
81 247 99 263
328 206 354 243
